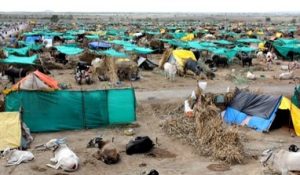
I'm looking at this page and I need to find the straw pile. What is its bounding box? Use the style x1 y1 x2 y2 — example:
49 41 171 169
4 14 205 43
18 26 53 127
159 49 173 69
162 88 244 164
79 50 98 64
115 59 138 81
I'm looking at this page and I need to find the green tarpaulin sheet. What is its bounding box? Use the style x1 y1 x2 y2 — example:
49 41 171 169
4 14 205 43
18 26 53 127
171 32 187 39
0 55 37 65
5 89 136 132
85 35 100 40
132 47 154 54
18 42 44 51
145 31 160 35
213 40 233 45
4 47 29 56
55 46 84 55
233 46 256 53
237 38 261 43
208 48 237 61
103 49 128 58
273 44 300 59
63 35 76 40
66 30 85 35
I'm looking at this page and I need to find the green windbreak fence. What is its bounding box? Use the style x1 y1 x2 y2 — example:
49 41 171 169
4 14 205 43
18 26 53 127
5 89 136 132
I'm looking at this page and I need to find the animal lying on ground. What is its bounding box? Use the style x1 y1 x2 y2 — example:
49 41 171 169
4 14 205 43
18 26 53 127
279 71 294 80
163 62 177 81
289 144 299 152
260 149 300 175
43 138 79 172
87 137 120 165
126 136 154 155
1 147 34 166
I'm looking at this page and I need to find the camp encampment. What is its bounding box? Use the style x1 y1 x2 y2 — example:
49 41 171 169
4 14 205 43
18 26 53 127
1 9 300 175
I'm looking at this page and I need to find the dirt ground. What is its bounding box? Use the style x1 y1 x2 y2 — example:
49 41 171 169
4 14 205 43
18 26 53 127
0 58 300 175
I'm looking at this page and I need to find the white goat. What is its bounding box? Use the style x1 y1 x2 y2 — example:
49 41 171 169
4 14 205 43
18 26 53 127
260 149 300 175
2 148 34 166
44 138 79 172
163 62 177 81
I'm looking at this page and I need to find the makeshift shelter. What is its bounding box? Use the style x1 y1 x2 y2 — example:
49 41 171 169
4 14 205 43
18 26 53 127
0 112 21 151
10 70 59 92
224 89 300 135
163 49 197 72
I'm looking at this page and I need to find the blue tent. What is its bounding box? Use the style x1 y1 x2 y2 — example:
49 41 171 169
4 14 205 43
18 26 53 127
223 90 282 132
89 41 111 49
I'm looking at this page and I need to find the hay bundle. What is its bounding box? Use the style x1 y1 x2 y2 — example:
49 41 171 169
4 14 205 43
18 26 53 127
162 88 244 164
115 59 138 81
159 49 173 69
79 50 98 64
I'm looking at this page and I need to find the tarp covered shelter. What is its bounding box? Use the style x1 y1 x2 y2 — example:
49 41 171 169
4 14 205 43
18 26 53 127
224 89 300 135
0 112 21 151
167 49 197 69
10 70 59 92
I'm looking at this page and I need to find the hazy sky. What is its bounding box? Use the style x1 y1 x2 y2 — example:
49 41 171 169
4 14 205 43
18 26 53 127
0 0 299 12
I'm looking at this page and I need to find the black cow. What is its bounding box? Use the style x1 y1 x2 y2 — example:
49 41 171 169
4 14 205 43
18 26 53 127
4 66 28 84
237 52 252 67
212 55 228 68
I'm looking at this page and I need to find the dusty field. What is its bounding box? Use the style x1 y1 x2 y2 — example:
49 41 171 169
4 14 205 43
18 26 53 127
0 59 300 175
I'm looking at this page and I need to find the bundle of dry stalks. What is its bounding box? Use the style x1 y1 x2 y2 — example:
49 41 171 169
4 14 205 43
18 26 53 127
159 49 173 69
162 87 244 164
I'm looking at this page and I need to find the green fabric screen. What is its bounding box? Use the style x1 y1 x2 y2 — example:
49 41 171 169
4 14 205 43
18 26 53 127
5 88 136 132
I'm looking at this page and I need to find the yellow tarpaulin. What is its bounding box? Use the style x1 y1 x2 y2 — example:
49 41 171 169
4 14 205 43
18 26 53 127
258 42 266 51
276 32 283 38
181 33 195 41
279 97 300 136
0 112 21 151
172 50 196 69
